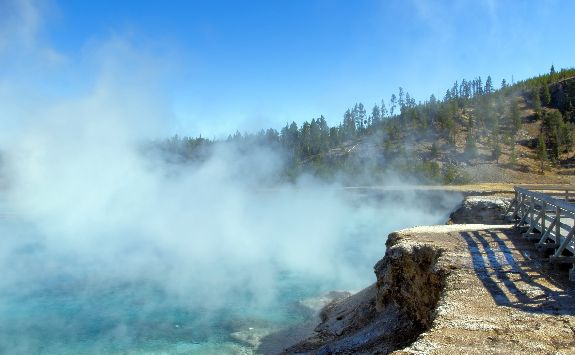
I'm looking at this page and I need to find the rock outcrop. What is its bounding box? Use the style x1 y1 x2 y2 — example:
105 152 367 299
374 235 445 330
276 195 575 354
448 195 511 224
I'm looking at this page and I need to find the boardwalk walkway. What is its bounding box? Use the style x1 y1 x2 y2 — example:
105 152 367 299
504 185 575 281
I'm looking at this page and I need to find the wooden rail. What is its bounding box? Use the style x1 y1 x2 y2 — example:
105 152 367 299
503 186 575 281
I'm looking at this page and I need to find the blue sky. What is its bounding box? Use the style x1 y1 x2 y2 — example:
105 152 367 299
3 0 575 137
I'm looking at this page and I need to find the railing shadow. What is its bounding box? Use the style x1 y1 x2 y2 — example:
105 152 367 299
460 229 575 315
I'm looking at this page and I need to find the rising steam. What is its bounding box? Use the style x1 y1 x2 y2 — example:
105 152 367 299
0 1 460 353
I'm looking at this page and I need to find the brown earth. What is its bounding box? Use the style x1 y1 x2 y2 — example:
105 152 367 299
430 97 575 185
391 225 575 355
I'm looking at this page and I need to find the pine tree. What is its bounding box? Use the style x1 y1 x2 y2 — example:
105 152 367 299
329 126 340 147
491 136 502 163
371 104 381 128
390 94 397 116
550 65 556 76
451 81 459 99
541 85 551 106
542 110 566 160
398 87 405 113
358 103 366 132
460 79 471 100
562 122 574 152
300 121 312 157
485 75 494 94
352 103 366 133
475 77 483 96
537 135 548 173
317 115 330 152
553 128 561 161
531 88 542 118
343 109 356 140
285 121 299 151
380 99 388 118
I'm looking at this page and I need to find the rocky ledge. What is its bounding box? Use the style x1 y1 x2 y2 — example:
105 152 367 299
275 195 575 354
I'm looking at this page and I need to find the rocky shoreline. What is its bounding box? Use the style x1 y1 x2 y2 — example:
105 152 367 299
263 193 575 354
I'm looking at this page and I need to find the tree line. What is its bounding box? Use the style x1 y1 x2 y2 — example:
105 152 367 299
154 66 575 183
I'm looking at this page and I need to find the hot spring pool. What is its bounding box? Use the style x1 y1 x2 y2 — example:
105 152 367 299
0 191 459 354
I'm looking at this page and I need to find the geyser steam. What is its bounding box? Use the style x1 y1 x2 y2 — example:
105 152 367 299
0 1 460 353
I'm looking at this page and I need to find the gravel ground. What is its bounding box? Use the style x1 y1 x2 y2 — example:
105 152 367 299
391 226 575 355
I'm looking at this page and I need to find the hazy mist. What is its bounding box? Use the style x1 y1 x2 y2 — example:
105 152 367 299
0 2 461 352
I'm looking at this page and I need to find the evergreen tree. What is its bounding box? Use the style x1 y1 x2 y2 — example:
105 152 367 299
552 128 561 161
264 128 279 145
550 65 556 75
537 134 548 173
309 118 320 154
531 88 542 118
562 122 574 152
329 126 340 147
451 81 459 99
380 99 388 118
541 85 551 106
371 105 382 128
300 121 313 157
491 135 502 163
541 110 567 160
474 77 483 96
282 121 299 152
390 94 397 116
485 75 494 95
460 79 471 100
353 103 366 133
343 109 356 140
317 115 330 152
501 78 508 89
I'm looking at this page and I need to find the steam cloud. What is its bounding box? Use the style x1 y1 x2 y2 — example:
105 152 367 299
0 1 460 352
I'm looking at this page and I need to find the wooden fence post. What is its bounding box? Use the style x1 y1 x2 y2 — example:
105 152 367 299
555 206 561 245
541 201 547 235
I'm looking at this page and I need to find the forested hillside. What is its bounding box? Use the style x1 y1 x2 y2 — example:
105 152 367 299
155 66 575 185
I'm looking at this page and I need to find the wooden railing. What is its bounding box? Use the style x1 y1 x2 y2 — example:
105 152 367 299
504 185 575 281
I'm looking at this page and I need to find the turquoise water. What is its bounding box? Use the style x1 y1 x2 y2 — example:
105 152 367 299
0 271 321 354
0 218 326 354
0 193 455 354
0 243 327 354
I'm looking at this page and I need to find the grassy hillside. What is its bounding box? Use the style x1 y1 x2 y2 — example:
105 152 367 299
157 67 575 185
